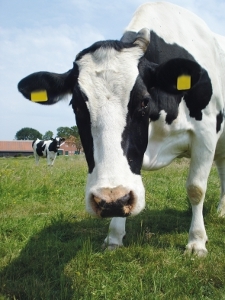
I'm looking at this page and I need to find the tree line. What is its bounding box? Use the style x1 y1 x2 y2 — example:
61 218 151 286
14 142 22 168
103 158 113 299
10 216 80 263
15 126 82 150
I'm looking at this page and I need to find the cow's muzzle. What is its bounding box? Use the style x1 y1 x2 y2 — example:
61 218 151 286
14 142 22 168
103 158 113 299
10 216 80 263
90 186 136 218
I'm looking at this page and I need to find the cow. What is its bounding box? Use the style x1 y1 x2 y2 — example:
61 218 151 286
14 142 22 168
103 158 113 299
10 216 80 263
17 2 225 256
32 137 65 166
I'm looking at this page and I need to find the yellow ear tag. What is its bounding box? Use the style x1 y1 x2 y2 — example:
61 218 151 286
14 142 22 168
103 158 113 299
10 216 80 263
31 90 48 102
177 75 191 90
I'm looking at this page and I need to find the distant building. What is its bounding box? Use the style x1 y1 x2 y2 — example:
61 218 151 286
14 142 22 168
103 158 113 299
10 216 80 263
58 140 81 155
0 140 33 157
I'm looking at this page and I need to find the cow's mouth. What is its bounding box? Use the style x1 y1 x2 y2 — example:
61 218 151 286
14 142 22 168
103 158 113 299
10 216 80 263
90 187 136 218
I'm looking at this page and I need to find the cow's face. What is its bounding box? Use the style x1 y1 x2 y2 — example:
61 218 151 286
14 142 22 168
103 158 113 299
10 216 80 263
18 28 202 218
50 137 65 148
56 137 65 148
71 31 151 217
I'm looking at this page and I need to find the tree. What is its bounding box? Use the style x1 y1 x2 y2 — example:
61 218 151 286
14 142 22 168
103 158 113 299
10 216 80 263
56 127 72 139
74 135 82 152
57 126 83 152
70 126 79 138
43 130 54 140
15 127 42 140
70 126 82 151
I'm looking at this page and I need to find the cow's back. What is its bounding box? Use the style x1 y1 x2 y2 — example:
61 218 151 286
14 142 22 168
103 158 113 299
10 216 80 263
214 33 225 99
125 2 215 59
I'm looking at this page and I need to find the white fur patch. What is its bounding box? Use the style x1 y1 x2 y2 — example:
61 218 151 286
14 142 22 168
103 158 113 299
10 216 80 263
76 46 146 215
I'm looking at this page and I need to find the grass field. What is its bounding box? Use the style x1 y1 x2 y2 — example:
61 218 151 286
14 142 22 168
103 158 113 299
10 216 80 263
0 155 225 299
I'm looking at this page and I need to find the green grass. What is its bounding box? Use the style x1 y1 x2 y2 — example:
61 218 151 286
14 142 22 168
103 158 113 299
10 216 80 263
1 156 225 299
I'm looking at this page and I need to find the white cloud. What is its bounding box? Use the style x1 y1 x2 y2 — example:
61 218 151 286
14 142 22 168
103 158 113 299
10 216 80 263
0 22 104 139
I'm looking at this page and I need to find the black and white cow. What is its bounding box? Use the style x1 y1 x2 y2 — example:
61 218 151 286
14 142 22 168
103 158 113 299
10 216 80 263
32 137 65 166
18 2 225 256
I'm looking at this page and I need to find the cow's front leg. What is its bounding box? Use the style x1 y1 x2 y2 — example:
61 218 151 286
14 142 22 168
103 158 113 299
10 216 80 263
215 159 225 216
47 155 52 166
34 154 40 165
103 217 126 250
50 157 56 166
185 139 215 256
185 198 208 257
47 154 55 166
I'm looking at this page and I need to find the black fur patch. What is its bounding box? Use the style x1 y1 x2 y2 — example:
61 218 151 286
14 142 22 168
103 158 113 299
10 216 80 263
48 140 58 152
75 40 135 61
216 111 224 133
36 141 45 156
122 76 150 174
18 67 78 105
123 30 213 124
183 70 212 120
70 85 95 173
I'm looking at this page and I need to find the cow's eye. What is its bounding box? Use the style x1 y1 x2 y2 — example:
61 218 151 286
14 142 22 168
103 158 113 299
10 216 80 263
141 98 149 109
138 97 150 117
75 106 80 113
74 105 85 120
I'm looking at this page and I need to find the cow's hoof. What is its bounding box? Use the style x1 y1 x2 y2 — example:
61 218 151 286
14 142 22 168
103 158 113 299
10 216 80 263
185 244 208 257
218 211 225 217
102 243 122 251
217 199 225 217
217 208 225 217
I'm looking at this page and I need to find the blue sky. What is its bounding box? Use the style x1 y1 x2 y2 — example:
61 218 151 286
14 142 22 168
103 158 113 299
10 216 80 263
0 0 225 140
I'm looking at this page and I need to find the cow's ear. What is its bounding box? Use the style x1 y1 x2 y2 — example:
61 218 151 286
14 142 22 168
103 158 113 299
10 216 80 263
155 58 202 94
18 63 79 105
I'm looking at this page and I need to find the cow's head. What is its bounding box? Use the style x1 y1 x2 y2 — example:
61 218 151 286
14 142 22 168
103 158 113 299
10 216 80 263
53 137 65 148
18 28 202 218
47 137 65 152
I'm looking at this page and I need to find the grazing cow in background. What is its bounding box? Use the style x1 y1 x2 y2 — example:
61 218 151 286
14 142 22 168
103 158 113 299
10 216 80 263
18 2 225 256
32 137 65 166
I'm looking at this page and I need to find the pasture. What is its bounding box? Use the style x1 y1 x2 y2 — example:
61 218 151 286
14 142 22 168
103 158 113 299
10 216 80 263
0 155 225 299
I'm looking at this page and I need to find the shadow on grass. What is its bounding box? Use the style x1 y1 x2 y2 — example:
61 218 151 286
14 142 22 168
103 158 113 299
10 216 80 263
0 215 108 300
0 205 199 299
125 204 193 250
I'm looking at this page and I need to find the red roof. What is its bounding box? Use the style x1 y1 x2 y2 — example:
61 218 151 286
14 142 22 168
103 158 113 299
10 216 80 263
0 141 33 152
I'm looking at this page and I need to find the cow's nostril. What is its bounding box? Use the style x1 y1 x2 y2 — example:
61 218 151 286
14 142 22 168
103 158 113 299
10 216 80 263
91 189 136 217
117 193 130 206
93 197 107 209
